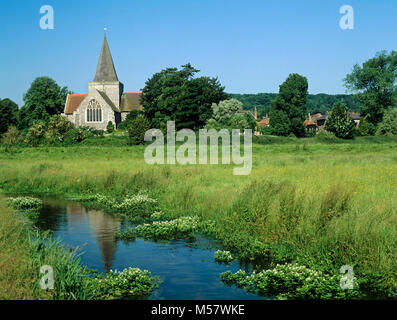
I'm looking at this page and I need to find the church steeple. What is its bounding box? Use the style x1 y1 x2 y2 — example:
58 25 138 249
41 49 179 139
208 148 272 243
93 34 119 82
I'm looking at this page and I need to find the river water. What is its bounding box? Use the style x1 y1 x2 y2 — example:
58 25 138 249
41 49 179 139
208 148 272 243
34 198 261 300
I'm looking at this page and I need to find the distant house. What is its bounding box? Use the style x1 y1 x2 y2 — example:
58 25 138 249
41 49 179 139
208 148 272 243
311 111 360 131
258 114 270 128
304 113 318 131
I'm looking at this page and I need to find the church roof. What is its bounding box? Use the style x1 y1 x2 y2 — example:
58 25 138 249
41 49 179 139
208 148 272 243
64 94 87 115
97 90 119 112
120 92 143 112
93 35 119 82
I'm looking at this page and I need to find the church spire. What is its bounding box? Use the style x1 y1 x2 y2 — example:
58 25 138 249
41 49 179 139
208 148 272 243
93 34 119 82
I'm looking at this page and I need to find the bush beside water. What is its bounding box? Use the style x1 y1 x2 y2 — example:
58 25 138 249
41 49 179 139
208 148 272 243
89 267 159 299
221 263 360 300
7 197 43 210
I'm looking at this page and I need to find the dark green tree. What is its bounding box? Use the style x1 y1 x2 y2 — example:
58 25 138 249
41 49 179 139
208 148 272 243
270 74 308 137
324 101 356 139
141 64 229 130
344 51 397 126
269 109 291 136
0 98 18 134
127 114 151 145
18 77 69 129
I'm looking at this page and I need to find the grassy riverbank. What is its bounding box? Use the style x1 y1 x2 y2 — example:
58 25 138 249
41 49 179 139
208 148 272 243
0 139 396 298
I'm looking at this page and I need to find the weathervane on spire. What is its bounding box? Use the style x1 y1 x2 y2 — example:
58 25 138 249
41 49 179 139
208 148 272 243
104 27 107 34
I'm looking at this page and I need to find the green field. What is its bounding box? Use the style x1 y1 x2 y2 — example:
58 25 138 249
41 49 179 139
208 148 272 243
0 136 396 298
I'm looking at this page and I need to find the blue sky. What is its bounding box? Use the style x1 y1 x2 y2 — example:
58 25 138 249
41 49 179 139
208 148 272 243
0 0 396 106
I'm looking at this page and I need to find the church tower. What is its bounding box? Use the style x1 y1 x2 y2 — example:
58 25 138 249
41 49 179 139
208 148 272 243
88 34 124 108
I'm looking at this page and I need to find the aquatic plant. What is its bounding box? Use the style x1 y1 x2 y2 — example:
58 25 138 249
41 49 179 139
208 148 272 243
92 193 158 218
221 263 360 300
23 211 41 220
7 196 43 210
114 228 136 241
90 267 159 299
214 250 234 264
133 216 199 240
150 211 165 220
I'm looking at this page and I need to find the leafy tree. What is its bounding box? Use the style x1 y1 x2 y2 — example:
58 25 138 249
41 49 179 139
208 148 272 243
18 77 69 129
269 109 291 136
229 114 250 131
142 64 229 130
0 98 18 134
126 110 144 122
345 51 397 125
324 101 355 139
231 93 360 116
1 126 20 147
376 107 397 136
358 114 375 136
205 99 255 131
206 99 242 126
127 114 151 145
270 74 308 137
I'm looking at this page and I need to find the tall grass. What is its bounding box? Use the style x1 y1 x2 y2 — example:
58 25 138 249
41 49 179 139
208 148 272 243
0 141 396 297
0 196 95 299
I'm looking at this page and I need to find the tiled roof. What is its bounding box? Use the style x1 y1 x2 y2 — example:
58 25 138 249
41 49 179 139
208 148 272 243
258 115 270 127
120 92 143 112
64 94 87 114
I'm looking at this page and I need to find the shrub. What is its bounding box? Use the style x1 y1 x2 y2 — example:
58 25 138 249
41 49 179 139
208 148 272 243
150 211 165 220
25 122 47 146
1 126 20 147
106 121 115 134
127 114 151 145
64 128 87 144
314 130 340 143
89 267 159 299
358 114 376 136
46 115 74 144
214 250 234 263
376 107 397 136
7 197 43 210
221 263 360 300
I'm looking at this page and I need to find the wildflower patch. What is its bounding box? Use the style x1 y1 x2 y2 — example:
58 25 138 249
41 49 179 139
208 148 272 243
90 267 159 299
7 197 43 210
221 263 360 299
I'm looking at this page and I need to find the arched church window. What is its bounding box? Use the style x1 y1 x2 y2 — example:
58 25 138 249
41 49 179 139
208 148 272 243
87 100 102 122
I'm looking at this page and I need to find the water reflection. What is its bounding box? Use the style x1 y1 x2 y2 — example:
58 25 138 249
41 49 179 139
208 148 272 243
36 198 262 300
66 203 120 271
38 199 121 271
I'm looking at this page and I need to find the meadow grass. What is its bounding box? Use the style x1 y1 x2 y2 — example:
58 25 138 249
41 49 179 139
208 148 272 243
0 196 93 299
0 137 396 298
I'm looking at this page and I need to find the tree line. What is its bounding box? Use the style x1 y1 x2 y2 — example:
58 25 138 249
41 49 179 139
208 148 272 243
1 50 397 145
231 93 361 117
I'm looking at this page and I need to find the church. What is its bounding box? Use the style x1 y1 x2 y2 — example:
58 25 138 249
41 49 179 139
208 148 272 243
62 35 143 130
